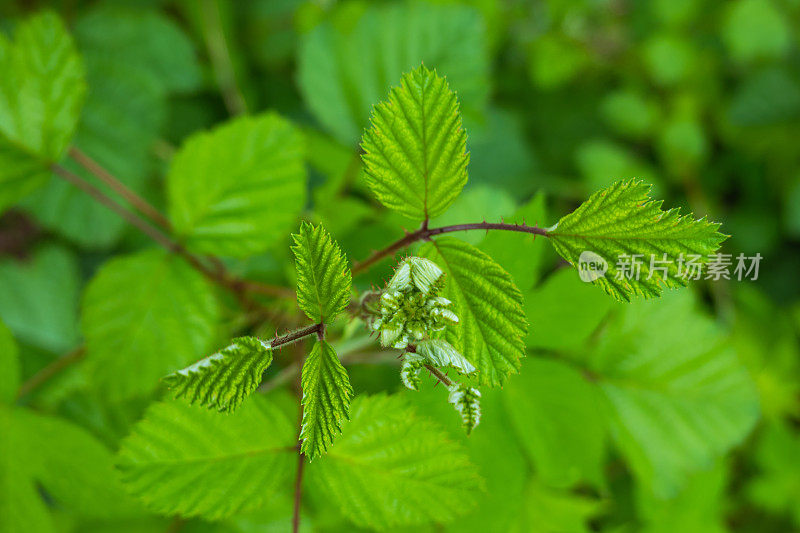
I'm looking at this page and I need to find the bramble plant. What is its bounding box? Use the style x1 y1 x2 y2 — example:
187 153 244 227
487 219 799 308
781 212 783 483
2 5 785 533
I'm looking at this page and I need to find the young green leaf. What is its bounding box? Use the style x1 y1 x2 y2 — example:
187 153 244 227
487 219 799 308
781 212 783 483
400 352 426 391
448 383 481 435
164 337 272 413
421 238 528 387
0 321 19 404
307 394 481 529
361 65 469 220
416 339 475 375
0 11 86 212
547 179 728 301
300 340 353 459
291 222 351 323
117 395 295 520
167 113 306 257
81 249 219 399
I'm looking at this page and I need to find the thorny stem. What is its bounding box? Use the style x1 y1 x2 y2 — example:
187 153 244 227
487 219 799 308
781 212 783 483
424 363 454 387
352 221 549 274
407 344 455 387
268 323 323 351
51 163 293 304
69 147 172 232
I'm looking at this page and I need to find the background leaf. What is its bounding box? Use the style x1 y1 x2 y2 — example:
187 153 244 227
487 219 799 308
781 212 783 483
307 394 481 529
422 237 527 387
0 11 85 212
14 408 142 519
0 407 53 533
292 222 351 323
0 245 80 354
22 5 186 248
73 5 202 94
167 113 306 257
361 64 469 220
117 395 296 520
504 357 606 488
584 291 759 497
300 340 353 459
0 320 19 404
81 249 219 399
298 2 488 146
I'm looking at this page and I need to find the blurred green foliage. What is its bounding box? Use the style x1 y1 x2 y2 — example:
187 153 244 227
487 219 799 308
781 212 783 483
1 0 799 532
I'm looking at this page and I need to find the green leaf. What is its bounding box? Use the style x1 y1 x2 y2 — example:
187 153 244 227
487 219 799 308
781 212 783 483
164 336 273 413
448 383 481 435
0 11 85 212
0 407 53 533
0 321 19 404
747 421 800 526
416 339 476 375
504 357 606 488
298 2 488 146
547 179 727 301
722 0 790 63
637 461 729 533
300 340 353 459
81 249 219 399
421 238 527 387
585 291 759 496
308 394 481 529
361 64 469 220
523 268 615 352
117 395 296 520
167 113 306 257
14 408 142 519
0 245 81 353
510 479 603 533
24 39 166 248
74 5 201 94
409 388 527 532
291 222 352 323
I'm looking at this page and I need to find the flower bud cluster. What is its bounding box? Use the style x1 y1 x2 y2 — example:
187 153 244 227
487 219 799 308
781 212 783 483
370 257 458 349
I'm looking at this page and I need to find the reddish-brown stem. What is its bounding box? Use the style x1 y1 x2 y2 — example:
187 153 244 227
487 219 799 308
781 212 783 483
424 363 454 387
69 147 172 232
51 163 293 303
269 323 323 350
352 222 549 274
